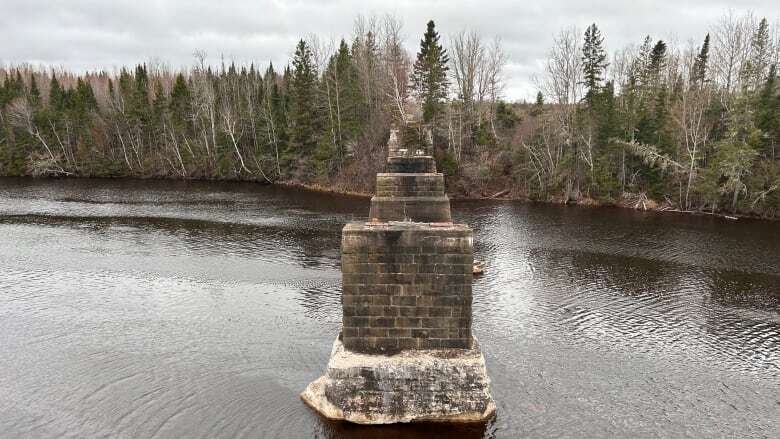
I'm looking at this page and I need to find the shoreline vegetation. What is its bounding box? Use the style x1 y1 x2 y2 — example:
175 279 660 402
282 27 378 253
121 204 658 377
6 173 769 222
281 178 758 220
1 12 779 219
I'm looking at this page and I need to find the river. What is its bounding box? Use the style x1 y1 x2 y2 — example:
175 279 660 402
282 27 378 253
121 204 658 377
0 177 778 438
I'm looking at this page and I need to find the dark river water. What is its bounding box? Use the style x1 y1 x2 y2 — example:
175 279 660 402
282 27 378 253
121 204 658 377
0 177 778 438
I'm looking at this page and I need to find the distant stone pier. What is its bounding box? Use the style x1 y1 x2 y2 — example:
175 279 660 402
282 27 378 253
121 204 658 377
302 128 495 424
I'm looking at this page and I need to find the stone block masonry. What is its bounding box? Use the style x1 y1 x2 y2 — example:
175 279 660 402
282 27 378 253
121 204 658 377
302 127 494 424
369 172 451 223
341 223 473 354
368 196 452 223
386 156 437 173
375 173 446 197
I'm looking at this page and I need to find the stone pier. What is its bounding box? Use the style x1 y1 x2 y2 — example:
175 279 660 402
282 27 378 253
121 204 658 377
302 129 495 424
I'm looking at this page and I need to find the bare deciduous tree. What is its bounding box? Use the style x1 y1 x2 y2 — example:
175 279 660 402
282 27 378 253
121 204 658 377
711 10 754 93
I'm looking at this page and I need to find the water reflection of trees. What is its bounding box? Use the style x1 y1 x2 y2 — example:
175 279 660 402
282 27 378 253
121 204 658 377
698 270 780 373
9 214 344 270
568 251 673 298
705 269 780 309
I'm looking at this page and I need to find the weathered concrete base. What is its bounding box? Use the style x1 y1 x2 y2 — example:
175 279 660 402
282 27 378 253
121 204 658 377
301 337 495 424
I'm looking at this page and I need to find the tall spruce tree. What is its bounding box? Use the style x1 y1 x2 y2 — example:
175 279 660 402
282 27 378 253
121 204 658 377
290 39 319 155
325 39 359 160
76 78 97 112
132 64 150 124
152 81 167 126
28 75 41 108
410 20 449 123
756 64 779 158
49 74 64 112
169 73 190 125
581 23 608 104
691 34 710 86
745 18 771 90
648 40 668 80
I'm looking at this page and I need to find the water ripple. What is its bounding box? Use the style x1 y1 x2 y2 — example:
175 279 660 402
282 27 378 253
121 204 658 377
0 178 778 438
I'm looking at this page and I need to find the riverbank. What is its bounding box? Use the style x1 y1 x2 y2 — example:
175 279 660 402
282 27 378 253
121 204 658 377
283 178 778 222
2 174 777 221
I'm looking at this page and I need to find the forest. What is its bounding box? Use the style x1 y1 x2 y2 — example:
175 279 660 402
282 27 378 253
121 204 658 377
1 11 779 218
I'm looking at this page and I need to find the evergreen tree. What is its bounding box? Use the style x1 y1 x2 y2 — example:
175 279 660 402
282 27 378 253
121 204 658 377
49 74 64 112
595 81 620 145
703 91 762 212
581 23 608 103
410 20 449 122
634 36 654 87
756 64 779 159
289 39 319 156
648 40 668 81
152 81 167 124
531 91 544 116
169 73 190 123
131 64 150 123
76 78 97 111
351 31 380 117
691 34 710 86
325 39 360 159
28 75 41 108
14 71 24 97
744 18 771 90
107 78 115 104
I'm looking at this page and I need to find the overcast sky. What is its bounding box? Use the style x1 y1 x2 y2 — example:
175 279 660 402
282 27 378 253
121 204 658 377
1 0 779 100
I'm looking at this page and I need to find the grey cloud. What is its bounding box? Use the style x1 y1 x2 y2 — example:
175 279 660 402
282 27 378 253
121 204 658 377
1 0 778 100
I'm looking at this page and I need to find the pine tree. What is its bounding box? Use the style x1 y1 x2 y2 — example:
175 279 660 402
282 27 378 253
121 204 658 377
68 77 98 151
634 36 654 87
76 78 97 112
648 40 668 81
152 81 167 123
290 39 319 155
351 31 380 117
14 71 24 97
756 64 779 159
535 91 544 106
581 23 608 103
410 20 449 123
326 39 360 158
691 34 710 87
169 73 190 124
744 18 771 90
531 91 544 116
150 80 168 160
49 74 64 112
131 64 150 123
28 74 41 108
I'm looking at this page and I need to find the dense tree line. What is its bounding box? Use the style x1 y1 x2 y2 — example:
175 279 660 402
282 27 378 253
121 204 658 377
1 12 779 217
519 12 780 217
0 16 413 192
